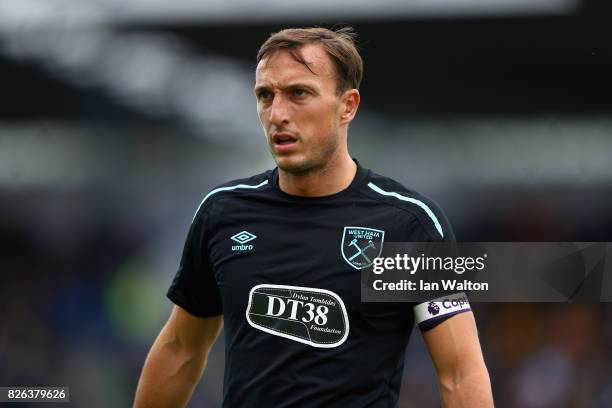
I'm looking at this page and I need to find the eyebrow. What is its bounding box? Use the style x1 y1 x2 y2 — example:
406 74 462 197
254 82 318 95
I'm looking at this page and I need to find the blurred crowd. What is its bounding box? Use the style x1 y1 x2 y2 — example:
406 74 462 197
2 5 612 406
1 131 611 407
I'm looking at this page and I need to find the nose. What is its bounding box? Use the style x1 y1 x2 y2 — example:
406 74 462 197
268 94 290 127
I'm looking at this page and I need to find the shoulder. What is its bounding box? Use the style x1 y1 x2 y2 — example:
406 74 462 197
359 169 453 241
192 170 272 221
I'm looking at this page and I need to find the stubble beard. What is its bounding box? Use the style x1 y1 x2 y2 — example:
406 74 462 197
273 134 340 176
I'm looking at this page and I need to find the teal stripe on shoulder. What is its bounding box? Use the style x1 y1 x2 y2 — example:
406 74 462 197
367 182 444 238
192 180 269 221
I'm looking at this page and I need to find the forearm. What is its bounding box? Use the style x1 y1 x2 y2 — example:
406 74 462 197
134 328 208 408
439 365 493 408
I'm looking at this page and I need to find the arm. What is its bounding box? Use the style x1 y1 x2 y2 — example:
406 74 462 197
422 311 493 408
134 306 223 408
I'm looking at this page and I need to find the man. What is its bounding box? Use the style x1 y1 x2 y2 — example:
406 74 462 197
134 27 493 407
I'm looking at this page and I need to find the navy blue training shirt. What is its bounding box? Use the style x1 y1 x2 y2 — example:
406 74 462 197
167 160 471 407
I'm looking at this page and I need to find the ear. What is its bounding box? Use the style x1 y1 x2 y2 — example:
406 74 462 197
339 89 360 125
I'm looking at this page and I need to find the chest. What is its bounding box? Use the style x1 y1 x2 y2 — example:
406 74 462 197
205 198 415 347
209 202 397 293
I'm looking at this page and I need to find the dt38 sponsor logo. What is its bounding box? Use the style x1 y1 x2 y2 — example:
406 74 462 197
246 284 349 348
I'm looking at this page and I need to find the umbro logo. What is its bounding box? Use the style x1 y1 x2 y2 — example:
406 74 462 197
231 230 256 251
231 231 257 244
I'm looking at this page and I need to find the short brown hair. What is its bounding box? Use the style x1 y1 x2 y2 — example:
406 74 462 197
256 26 363 94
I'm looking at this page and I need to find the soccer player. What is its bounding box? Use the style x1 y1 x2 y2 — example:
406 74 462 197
134 27 493 407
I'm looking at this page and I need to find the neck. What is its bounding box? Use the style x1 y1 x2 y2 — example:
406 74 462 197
278 153 357 197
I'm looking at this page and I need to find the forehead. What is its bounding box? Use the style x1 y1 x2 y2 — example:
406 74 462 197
255 44 336 87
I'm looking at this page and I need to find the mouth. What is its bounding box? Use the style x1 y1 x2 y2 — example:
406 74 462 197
272 132 298 147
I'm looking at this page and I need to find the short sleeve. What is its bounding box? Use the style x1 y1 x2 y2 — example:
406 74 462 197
167 208 222 318
409 199 472 331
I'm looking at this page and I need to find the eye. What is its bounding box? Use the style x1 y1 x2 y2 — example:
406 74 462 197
292 88 308 97
257 90 273 101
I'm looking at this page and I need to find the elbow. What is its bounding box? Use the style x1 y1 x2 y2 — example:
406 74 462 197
438 375 459 395
438 364 493 407
438 371 466 395
158 333 209 381
438 363 489 391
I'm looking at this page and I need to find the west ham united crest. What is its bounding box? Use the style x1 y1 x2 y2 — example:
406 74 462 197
341 226 385 269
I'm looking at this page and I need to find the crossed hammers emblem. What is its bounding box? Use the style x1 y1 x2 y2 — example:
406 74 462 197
348 238 376 263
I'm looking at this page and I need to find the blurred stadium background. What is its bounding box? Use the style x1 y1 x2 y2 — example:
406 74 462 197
1 0 612 406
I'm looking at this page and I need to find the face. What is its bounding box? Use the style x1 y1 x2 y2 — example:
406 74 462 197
255 44 356 174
